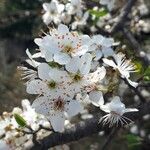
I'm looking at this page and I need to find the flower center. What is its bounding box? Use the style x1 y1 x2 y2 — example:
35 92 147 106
111 111 120 116
48 81 56 89
54 97 65 111
63 45 74 54
73 73 82 82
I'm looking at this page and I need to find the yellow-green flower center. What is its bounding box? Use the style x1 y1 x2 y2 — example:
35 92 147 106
48 81 56 89
73 74 82 82
63 45 74 54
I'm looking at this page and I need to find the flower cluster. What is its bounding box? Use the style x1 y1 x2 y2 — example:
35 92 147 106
0 100 51 149
41 0 119 30
18 24 138 132
42 0 89 29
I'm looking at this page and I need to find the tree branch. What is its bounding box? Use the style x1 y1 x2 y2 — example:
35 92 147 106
111 0 137 33
121 27 150 66
30 101 150 150
121 78 146 103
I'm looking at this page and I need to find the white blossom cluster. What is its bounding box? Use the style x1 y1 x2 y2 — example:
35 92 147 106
18 24 138 133
42 0 89 29
0 99 51 150
0 99 71 149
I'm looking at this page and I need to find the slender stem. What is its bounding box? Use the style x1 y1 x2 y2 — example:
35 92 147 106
101 128 118 150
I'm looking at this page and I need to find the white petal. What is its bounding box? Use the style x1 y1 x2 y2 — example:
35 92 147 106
74 45 89 56
45 50 53 62
43 3 51 11
100 105 110 113
65 56 80 73
126 78 138 88
65 100 83 118
26 49 33 60
94 50 103 60
58 24 69 34
125 108 139 113
32 96 50 116
80 35 91 45
88 66 106 83
103 58 117 68
34 38 42 46
89 91 104 107
80 53 92 75
26 80 48 94
102 47 114 57
97 66 106 80
32 52 41 58
101 38 114 47
38 63 51 81
58 4 65 13
42 12 52 25
108 96 126 115
49 114 65 132
49 69 70 83
54 53 71 65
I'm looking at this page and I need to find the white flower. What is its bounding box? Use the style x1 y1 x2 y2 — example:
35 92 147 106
65 53 92 93
61 13 72 24
103 53 138 87
71 11 89 30
32 95 83 132
42 0 64 25
84 67 106 105
100 0 116 11
18 49 40 82
34 24 91 65
26 63 74 99
21 99 37 126
66 0 82 16
89 35 114 60
66 53 92 75
100 96 138 127
71 65 106 105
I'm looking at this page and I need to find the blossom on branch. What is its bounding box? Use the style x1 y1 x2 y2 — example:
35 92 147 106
100 96 138 127
103 53 138 87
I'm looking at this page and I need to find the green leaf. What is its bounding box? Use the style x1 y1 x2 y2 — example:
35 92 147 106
133 61 144 74
14 113 27 127
126 134 142 150
89 9 108 18
144 66 150 81
48 61 62 68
